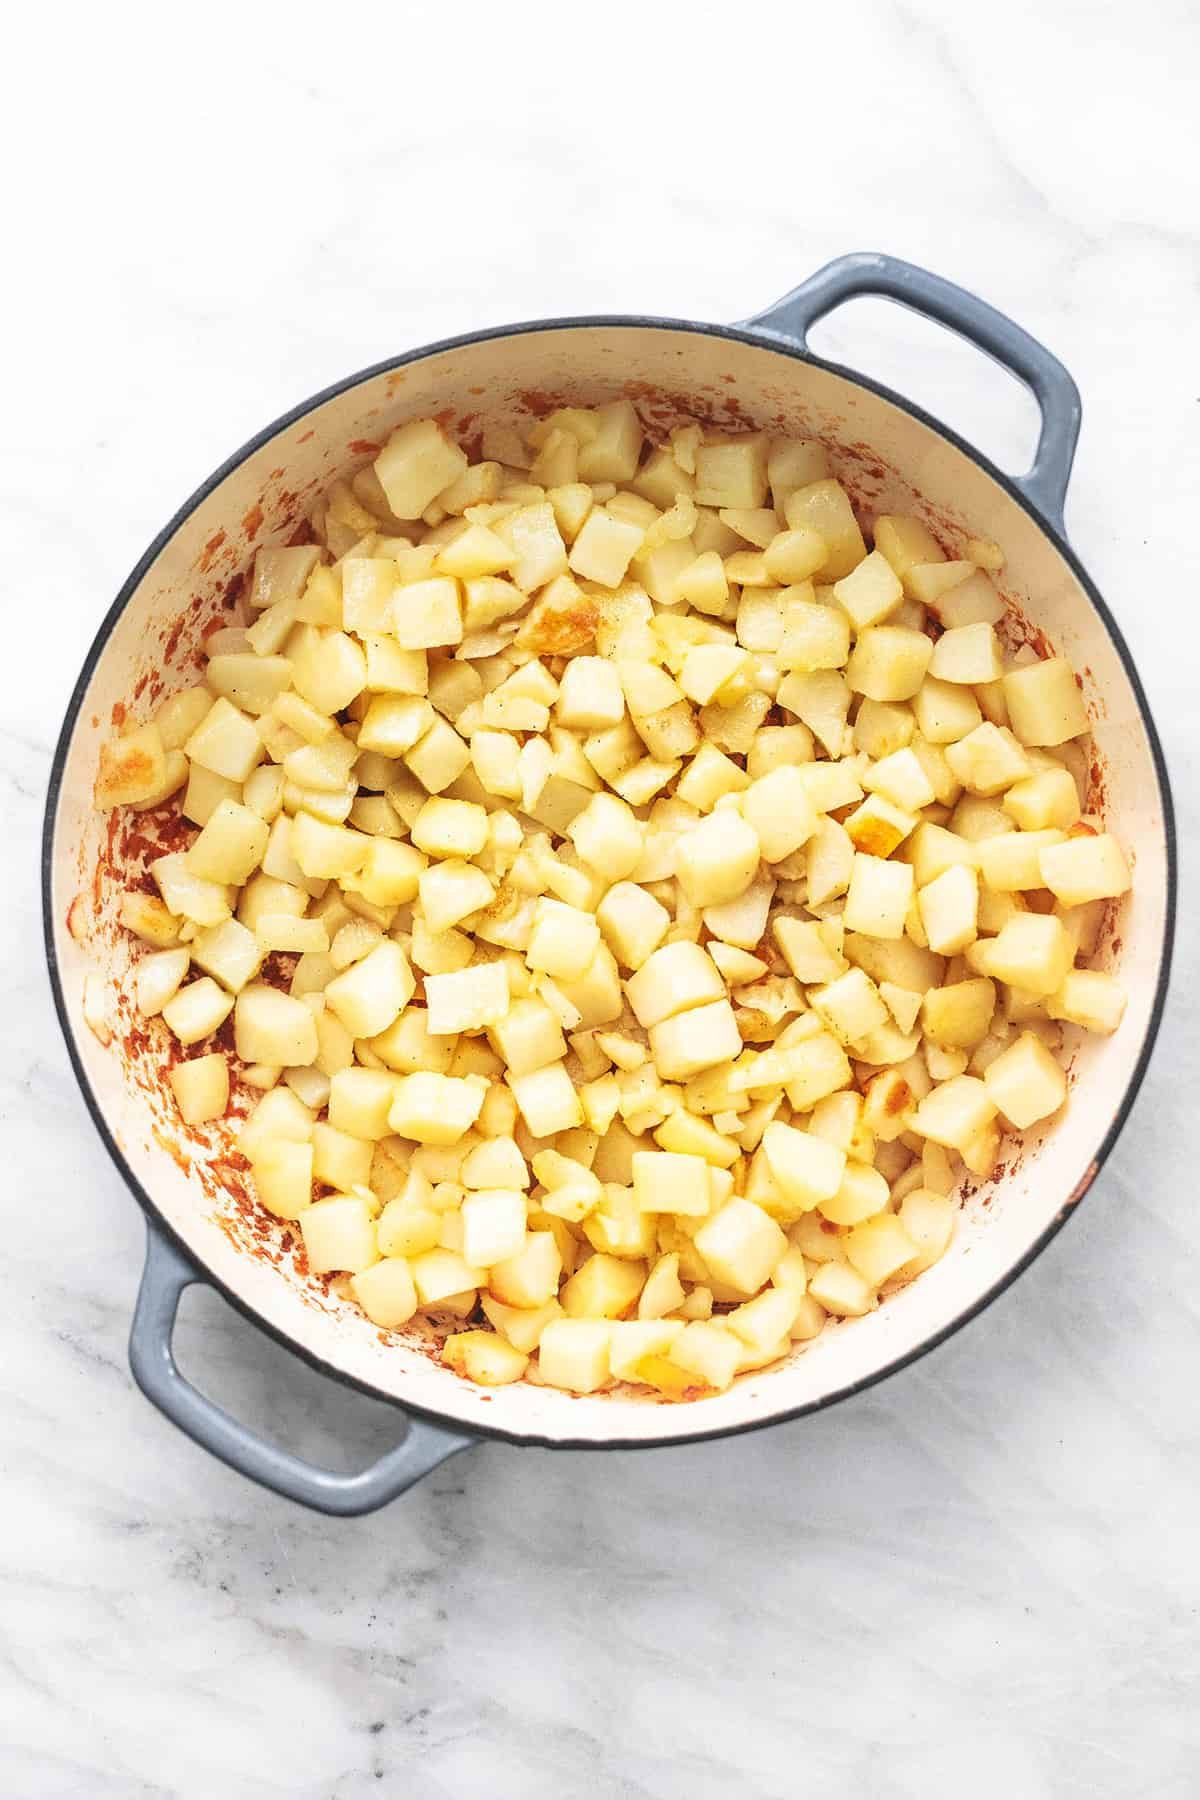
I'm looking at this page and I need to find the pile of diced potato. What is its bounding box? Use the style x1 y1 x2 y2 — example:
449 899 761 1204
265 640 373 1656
94 399 1131 1398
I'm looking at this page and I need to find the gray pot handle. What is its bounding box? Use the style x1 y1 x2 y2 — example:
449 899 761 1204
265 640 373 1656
739 252 1081 529
129 1220 475 1515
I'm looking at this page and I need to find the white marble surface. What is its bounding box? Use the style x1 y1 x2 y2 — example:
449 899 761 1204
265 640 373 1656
3 2 1198 1793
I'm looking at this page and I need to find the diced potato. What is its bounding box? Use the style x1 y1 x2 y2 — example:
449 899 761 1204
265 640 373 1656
783 480 865 578
626 940 725 1028
632 1150 711 1217
168 1053 229 1125
694 1197 786 1295
811 967 889 1044
507 1061 584 1136
912 1075 997 1150
184 697 264 782
740 767 817 864
845 1213 918 1286
300 1195 378 1275
649 1000 742 1080
833 550 903 629
1003 658 1089 746
846 626 933 702
161 977 234 1045
762 1121 845 1213
443 1330 529 1385
922 978 996 1049
694 435 769 510
1039 833 1130 907
324 940 414 1039
984 1030 1067 1127
390 1072 486 1144
843 854 914 941
675 810 761 907
1047 969 1127 1035
350 1258 418 1329
968 912 1073 997
804 1260 872 1316
918 864 979 955
929 622 1003 685
538 1318 611 1392
375 419 468 520
1003 768 1081 832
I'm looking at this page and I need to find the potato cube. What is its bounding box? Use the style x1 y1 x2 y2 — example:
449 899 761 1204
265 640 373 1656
442 1331 529 1384
762 1121 845 1212
168 1053 230 1126
1003 768 1081 832
776 669 849 754
665 1320 739 1390
863 747 936 813
185 799 269 887
405 716 471 793
349 1258 419 1330
805 1261 873 1316
493 502 569 593
843 854 914 941
626 941 726 1028
763 527 828 585
649 999 742 1080
912 676 983 744
945 722 1031 797
908 823 977 888
411 797 488 860
490 1231 563 1308
389 1072 486 1144
135 947 191 1018
288 627 368 715
471 729 522 799
538 1318 611 1392
694 1197 786 1295
918 864 979 954
1003 657 1089 746
845 1213 919 1287
507 1061 584 1136
632 1150 712 1217
783 479 865 578
922 978 996 1049
873 514 945 584
568 792 643 880
410 1247 484 1305
487 995 567 1075
323 1068 398 1141
771 918 845 984
561 1253 644 1320
422 961 508 1038
674 811 761 908
375 418 468 519
740 767 818 865
978 829 1066 892
969 912 1073 997
184 696 264 782
833 550 903 629
352 839 428 906
300 1196 378 1275
568 508 645 587
595 881 670 969
575 399 643 482
553 655 624 732
250 1138 314 1220
190 918 265 993
311 1122 374 1191
846 626 933 702
94 722 169 809
526 897 601 980
1039 833 1130 907
324 940 414 1039
1048 969 1127 1035
912 1075 997 1149
460 1189 527 1267
357 695 435 758
119 891 184 948
694 434 769 510
984 1030 1067 1127
892 1187 956 1275
811 968 889 1044
818 1159 890 1226
418 859 494 934
929 622 1003 685
234 983 319 1066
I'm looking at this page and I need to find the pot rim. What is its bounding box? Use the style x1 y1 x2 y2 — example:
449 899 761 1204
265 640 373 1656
42 312 1178 1452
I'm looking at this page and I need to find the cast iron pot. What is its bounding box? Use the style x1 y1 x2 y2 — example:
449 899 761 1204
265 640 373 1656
43 254 1176 1514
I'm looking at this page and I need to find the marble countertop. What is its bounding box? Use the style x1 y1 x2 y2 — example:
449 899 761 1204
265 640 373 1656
4 3 1197 1794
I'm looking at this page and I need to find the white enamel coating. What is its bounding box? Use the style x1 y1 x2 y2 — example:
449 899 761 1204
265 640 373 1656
47 323 1171 1446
